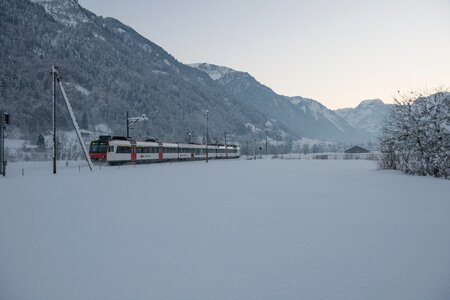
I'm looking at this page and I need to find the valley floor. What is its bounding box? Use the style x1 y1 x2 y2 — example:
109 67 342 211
1 159 449 300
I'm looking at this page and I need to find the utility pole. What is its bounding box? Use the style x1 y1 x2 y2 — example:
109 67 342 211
0 110 4 176
246 141 249 157
126 113 148 139
224 131 227 158
0 110 3 176
52 65 57 174
265 137 268 156
205 110 209 163
126 111 129 138
253 129 256 160
51 65 94 173
276 135 279 158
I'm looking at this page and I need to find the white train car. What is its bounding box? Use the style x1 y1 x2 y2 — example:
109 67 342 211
161 142 177 160
89 136 240 165
135 141 160 163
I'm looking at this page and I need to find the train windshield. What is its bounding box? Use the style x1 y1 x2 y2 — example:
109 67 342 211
89 141 107 153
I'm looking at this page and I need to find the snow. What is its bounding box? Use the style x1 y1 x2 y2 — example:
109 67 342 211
1 159 450 300
116 27 125 34
290 98 301 105
141 43 153 54
92 32 106 42
190 63 236 80
4 138 26 150
292 98 346 132
32 0 92 27
245 122 258 132
73 83 90 96
335 99 389 136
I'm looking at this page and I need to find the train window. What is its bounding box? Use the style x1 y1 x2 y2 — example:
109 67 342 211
164 147 176 153
108 146 114 152
98 143 107 153
90 141 108 153
117 146 131 153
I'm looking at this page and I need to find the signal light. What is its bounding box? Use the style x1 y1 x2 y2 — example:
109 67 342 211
4 113 9 125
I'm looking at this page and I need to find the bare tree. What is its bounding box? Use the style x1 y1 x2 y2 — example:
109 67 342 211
378 90 450 178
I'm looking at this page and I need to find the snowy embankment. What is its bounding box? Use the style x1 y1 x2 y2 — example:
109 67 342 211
1 159 449 300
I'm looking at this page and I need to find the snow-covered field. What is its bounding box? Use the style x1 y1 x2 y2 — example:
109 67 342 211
1 159 449 300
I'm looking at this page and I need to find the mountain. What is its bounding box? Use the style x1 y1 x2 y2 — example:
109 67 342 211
335 99 391 138
1 0 372 146
191 63 369 142
1 0 264 142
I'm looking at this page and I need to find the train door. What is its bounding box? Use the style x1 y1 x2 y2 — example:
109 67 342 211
158 142 163 161
130 141 137 162
131 146 137 162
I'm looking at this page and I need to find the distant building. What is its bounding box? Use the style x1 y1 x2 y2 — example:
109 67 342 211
344 146 370 154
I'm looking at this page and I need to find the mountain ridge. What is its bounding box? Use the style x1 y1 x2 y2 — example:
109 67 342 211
191 63 370 142
1 0 378 145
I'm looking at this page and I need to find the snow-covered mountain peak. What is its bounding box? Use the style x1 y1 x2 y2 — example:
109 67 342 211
290 97 348 132
335 99 391 137
357 99 384 108
290 96 322 107
31 0 92 27
190 63 237 80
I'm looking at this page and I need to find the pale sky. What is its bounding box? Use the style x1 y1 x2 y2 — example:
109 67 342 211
78 0 450 109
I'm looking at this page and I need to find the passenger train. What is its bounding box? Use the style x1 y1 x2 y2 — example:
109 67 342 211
89 136 240 164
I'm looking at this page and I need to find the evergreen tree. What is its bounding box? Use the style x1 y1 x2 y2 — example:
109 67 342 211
36 133 46 151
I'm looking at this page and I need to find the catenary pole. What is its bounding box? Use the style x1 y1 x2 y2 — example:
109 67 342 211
126 111 129 138
51 65 93 172
224 131 227 158
265 137 268 156
56 74 93 171
205 110 209 163
0 110 4 176
253 129 256 160
52 66 57 174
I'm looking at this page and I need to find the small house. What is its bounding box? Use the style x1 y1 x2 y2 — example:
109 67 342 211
344 146 370 154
